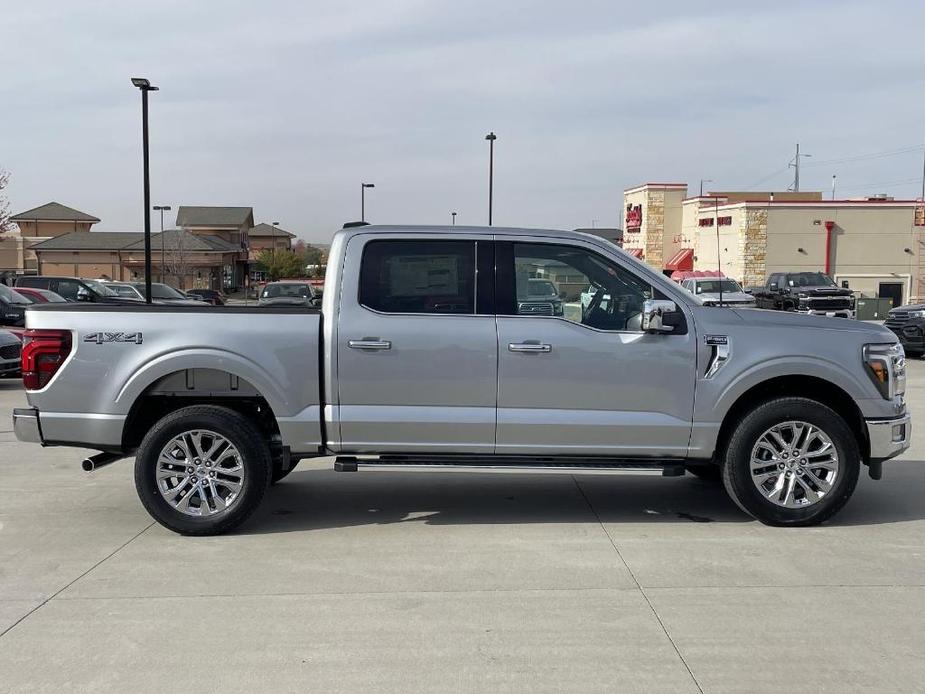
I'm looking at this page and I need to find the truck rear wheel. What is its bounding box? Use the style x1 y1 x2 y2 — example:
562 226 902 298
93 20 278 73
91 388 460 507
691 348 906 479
722 397 859 526
134 405 272 535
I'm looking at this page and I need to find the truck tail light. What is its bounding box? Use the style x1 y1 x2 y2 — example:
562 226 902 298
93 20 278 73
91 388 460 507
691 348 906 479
21 329 72 390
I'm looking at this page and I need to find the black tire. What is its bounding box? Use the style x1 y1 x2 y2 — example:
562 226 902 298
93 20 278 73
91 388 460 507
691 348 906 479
134 405 272 536
721 397 860 527
270 457 300 484
685 462 722 482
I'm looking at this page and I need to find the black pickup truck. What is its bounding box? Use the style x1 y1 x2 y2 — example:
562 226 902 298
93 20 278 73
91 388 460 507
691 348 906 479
885 303 925 357
750 272 855 318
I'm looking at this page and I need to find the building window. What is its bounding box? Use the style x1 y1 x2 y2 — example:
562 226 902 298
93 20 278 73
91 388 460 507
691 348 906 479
699 218 714 227
717 216 732 226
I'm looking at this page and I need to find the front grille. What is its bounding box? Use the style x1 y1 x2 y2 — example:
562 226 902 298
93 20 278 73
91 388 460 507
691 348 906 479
518 302 555 316
807 298 851 310
0 343 21 360
889 312 909 322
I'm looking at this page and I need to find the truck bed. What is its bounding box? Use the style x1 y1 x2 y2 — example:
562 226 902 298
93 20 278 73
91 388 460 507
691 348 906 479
23 303 323 453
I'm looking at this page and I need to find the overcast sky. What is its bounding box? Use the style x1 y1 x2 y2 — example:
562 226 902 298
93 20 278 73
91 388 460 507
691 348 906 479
3 0 925 242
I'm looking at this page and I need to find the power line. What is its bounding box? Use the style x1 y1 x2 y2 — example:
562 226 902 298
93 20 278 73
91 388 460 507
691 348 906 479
802 145 925 168
744 164 791 190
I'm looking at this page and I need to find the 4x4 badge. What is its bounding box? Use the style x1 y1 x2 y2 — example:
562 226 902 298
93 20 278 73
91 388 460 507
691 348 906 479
84 332 143 345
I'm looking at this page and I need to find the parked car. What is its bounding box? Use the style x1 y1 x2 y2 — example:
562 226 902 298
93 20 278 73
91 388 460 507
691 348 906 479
185 288 226 306
102 281 146 300
12 225 910 535
129 282 209 305
884 303 925 357
0 328 22 377
678 277 757 308
15 276 143 305
12 287 67 304
750 272 855 318
0 284 30 326
258 281 320 307
516 277 564 316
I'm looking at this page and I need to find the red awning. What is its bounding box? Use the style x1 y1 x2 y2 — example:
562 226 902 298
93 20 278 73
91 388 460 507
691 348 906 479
665 248 694 272
625 248 643 259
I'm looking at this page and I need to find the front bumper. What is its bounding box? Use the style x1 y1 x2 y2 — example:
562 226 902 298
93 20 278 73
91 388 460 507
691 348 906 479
886 321 925 352
799 308 855 319
866 414 911 462
12 407 42 444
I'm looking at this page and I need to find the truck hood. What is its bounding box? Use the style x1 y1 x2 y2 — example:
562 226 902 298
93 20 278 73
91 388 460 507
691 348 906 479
729 305 893 337
891 303 925 312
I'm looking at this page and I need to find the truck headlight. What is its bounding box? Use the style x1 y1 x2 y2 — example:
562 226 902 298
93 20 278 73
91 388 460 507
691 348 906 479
863 343 906 399
908 310 925 319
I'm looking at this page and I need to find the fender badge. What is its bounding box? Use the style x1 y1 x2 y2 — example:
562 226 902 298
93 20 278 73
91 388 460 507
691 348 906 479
84 332 144 345
705 334 728 346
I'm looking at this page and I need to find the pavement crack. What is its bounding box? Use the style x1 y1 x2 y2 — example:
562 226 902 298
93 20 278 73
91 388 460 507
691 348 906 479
0 521 155 639
572 475 705 694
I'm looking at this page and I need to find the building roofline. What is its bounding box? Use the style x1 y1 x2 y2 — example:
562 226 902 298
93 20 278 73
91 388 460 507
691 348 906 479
695 199 921 213
624 182 689 195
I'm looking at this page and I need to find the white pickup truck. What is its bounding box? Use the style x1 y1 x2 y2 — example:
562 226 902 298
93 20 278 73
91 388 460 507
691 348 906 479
13 225 911 534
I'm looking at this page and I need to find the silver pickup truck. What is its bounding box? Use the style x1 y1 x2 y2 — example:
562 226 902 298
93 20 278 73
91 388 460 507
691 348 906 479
12 225 911 534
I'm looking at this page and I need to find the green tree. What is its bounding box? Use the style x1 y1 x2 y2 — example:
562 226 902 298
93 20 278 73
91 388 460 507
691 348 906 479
256 249 305 280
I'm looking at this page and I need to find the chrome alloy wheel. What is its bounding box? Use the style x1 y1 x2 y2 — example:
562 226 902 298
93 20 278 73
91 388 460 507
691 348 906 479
155 430 245 517
749 421 839 508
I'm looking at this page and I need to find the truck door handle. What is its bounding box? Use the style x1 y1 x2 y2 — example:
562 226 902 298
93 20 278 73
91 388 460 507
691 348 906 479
348 339 392 351
508 342 552 353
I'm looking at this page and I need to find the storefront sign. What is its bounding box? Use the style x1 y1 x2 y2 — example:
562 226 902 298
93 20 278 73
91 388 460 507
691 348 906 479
625 204 642 231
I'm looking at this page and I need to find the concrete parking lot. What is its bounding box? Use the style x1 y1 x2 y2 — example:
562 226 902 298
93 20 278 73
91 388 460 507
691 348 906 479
1 366 925 693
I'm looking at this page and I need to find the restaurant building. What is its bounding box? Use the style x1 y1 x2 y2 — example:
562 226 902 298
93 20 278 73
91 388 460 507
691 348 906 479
624 183 925 304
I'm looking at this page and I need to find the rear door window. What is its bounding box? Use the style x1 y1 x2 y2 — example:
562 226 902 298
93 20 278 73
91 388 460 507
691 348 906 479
359 240 476 314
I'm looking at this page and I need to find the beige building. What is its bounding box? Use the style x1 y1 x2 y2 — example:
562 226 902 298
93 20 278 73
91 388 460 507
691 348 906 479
1 202 100 278
624 182 925 304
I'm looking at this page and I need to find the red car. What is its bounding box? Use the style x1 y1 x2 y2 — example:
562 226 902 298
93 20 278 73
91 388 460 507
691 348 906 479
12 287 67 304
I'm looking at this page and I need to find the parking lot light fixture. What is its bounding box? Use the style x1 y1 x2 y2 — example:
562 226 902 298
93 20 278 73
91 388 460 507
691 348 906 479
361 183 375 222
131 77 159 303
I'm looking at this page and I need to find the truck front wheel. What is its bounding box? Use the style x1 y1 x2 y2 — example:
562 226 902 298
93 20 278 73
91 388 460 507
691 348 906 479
134 405 272 535
722 397 859 526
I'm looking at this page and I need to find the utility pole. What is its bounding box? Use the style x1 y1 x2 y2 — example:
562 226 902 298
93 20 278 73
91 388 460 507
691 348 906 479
831 175 837 200
789 143 811 192
715 197 723 306
451 211 457 226
699 179 713 197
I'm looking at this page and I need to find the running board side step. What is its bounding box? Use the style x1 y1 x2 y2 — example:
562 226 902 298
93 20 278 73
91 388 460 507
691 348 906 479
334 455 686 477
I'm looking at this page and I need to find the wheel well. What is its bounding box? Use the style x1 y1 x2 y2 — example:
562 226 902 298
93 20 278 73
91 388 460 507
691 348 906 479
121 369 281 454
713 375 869 465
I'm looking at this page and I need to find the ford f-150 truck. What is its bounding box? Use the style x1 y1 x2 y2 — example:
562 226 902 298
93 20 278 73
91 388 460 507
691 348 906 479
12 225 911 534
750 272 855 318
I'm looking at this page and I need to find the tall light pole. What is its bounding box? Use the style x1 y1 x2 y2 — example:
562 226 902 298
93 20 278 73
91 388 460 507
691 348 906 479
361 183 375 222
153 204 171 283
131 77 158 303
699 179 713 197
485 132 497 225
451 211 457 226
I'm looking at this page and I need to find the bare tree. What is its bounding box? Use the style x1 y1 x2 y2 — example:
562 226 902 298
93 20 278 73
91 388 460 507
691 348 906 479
161 230 192 289
0 169 13 235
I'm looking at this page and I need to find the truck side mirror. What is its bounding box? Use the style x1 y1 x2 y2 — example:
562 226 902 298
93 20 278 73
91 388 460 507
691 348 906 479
76 287 92 302
841 280 850 288
642 299 680 334
769 282 779 292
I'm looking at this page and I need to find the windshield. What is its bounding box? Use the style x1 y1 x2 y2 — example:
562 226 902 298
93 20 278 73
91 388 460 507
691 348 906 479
788 272 835 287
528 280 558 296
109 284 141 298
134 283 186 299
261 283 311 299
83 280 118 297
0 285 31 304
695 280 743 294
